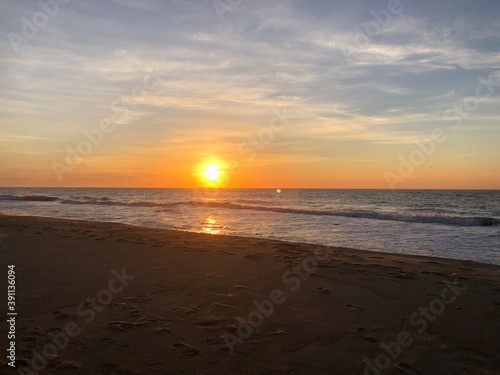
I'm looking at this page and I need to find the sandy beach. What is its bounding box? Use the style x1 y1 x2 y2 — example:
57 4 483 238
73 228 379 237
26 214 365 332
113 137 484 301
1 214 499 374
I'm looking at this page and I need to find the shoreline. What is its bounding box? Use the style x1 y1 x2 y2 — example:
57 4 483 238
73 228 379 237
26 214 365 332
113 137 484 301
1 214 499 374
1 213 498 267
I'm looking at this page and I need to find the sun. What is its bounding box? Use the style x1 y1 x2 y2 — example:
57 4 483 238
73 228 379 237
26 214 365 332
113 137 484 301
202 163 221 182
197 160 228 187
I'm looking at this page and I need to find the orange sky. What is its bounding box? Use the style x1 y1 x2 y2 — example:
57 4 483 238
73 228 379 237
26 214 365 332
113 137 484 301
1 1 499 189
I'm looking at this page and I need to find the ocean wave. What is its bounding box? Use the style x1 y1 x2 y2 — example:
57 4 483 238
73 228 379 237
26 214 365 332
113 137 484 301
0 195 23 201
70 196 110 201
60 199 161 207
173 201 498 227
23 195 59 202
2 194 498 227
61 198 499 227
0 194 59 202
234 198 282 206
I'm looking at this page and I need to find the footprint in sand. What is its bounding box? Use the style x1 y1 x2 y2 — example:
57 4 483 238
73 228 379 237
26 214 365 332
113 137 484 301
54 361 82 370
394 363 421 374
218 344 232 353
128 309 142 318
172 342 200 356
104 321 148 331
173 307 199 316
202 337 224 345
102 362 119 372
12 357 30 367
52 310 69 320
19 336 37 343
70 341 89 352
389 271 419 279
266 329 285 336
149 362 168 371
194 318 235 328
102 364 137 375
99 337 130 347
344 304 363 314
19 336 38 350
243 253 265 260
218 250 237 255
260 367 294 374
21 328 48 337
148 325 176 335
317 287 332 295
233 284 248 290
123 296 152 303
358 275 374 281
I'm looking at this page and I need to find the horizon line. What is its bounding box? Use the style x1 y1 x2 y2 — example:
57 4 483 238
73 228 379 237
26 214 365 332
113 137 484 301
1 186 499 191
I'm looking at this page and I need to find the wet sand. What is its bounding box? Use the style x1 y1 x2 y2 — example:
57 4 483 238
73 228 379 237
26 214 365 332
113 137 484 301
0 214 499 374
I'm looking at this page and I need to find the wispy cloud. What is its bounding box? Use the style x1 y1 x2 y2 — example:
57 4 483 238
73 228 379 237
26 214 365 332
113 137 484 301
0 0 499 187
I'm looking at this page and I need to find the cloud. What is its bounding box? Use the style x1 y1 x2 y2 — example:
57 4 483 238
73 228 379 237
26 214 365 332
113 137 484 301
0 0 499 186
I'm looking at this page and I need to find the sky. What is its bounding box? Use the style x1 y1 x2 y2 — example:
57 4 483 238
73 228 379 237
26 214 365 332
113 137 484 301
0 0 499 189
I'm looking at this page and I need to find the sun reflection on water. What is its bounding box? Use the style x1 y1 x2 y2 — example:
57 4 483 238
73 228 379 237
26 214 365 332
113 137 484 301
202 215 221 235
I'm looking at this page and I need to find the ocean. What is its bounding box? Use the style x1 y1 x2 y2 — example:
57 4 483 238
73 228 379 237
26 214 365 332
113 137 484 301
0 188 499 265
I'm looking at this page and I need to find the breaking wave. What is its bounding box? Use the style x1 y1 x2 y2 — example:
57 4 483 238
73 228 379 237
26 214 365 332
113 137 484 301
0 195 59 202
2 194 497 227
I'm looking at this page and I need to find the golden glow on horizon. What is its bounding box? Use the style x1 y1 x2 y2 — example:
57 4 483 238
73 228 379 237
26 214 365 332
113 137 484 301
1 143 498 189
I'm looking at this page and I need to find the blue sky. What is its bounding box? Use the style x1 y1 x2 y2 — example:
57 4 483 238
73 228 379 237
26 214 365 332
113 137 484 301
0 0 499 188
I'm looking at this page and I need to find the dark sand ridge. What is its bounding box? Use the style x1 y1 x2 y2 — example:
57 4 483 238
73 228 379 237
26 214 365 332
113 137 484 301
0 214 499 374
